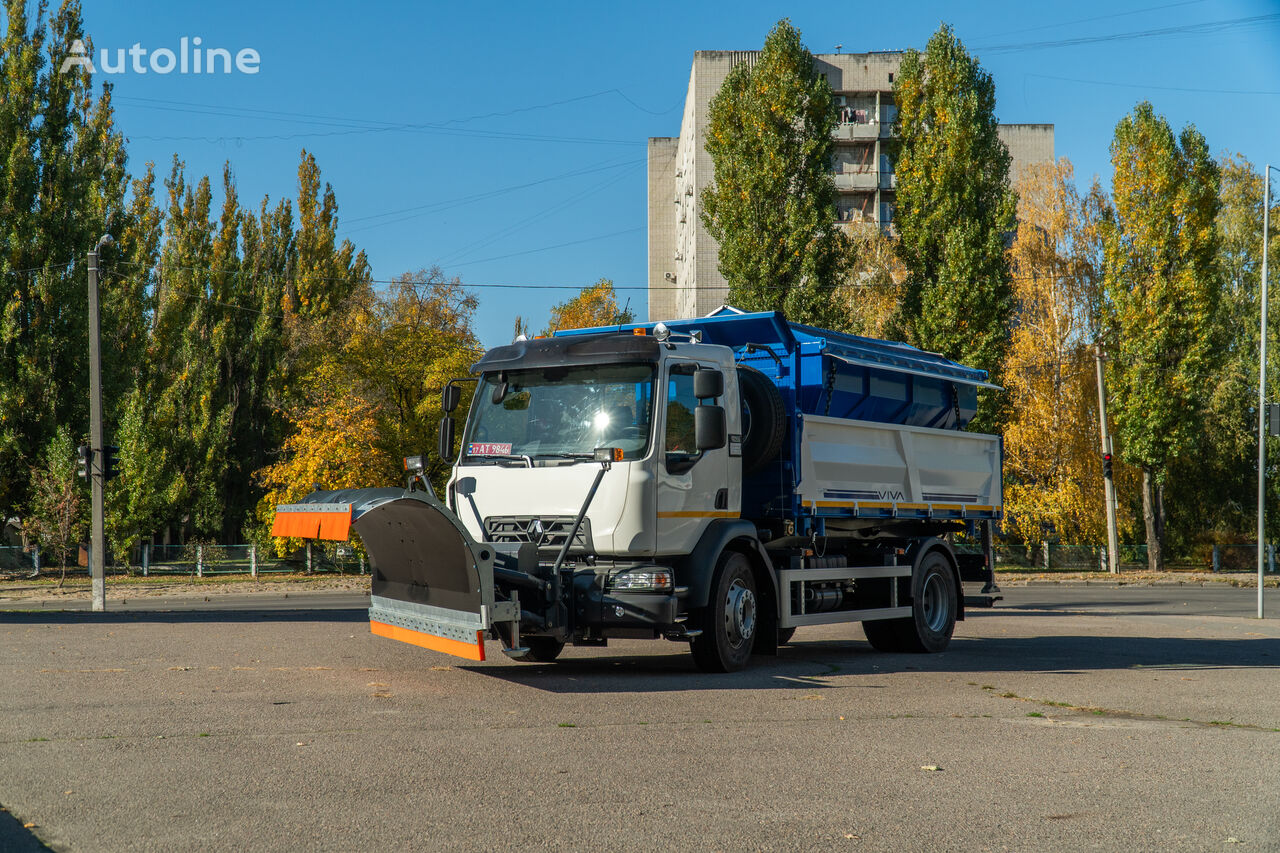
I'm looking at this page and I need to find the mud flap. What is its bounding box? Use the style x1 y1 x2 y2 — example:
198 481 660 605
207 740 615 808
272 487 517 662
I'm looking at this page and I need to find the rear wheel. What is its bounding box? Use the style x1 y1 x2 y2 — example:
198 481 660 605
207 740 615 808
691 551 758 672
862 551 957 653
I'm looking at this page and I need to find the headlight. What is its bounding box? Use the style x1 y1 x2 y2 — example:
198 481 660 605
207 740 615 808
609 568 673 592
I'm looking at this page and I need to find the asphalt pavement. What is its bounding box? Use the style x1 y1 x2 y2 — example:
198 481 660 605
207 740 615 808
1 583 1278 851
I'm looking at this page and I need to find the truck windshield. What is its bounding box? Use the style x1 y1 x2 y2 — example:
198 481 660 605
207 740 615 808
463 363 655 462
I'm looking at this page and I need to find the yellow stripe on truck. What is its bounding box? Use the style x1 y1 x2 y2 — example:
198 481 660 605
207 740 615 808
655 510 741 518
370 620 487 662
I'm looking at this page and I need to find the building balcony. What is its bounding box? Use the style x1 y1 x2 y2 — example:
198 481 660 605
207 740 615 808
832 122 885 141
833 171 879 191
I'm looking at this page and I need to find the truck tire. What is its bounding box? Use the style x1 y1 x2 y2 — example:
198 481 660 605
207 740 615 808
737 365 785 475
691 551 758 672
496 625 565 663
862 551 957 653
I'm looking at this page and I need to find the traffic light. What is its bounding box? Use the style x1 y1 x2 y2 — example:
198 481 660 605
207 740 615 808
76 444 92 480
102 445 119 483
1102 453 1113 479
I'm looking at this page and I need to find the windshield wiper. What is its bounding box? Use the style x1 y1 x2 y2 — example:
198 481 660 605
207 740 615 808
467 454 533 467
531 452 595 461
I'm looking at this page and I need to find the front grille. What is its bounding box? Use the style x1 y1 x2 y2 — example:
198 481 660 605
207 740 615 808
484 516 593 551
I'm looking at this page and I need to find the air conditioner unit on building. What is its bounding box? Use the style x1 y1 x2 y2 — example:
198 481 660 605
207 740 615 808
664 272 676 283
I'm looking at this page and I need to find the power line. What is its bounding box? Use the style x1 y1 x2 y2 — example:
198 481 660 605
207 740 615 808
979 0 1211 40
340 156 643 233
448 226 644 268
116 87 677 131
1027 72 1280 97
128 123 644 147
972 12 1280 54
435 162 644 267
118 88 659 147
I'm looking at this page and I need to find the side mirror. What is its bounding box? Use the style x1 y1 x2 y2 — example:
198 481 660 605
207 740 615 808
693 369 723 400
438 417 456 462
695 405 727 451
442 383 462 414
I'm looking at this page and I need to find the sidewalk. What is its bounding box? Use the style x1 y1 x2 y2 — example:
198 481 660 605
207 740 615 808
990 569 1280 588
0 573 367 608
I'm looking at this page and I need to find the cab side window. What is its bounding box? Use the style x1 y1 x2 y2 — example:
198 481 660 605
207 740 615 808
665 372 698 455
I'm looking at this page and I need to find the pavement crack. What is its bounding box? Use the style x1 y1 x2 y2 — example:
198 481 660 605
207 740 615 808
981 686 1279 732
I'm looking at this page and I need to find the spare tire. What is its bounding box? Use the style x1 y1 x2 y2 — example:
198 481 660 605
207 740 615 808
737 364 785 475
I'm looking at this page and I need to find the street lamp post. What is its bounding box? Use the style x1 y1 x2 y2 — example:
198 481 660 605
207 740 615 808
87 233 113 612
1259 165 1274 620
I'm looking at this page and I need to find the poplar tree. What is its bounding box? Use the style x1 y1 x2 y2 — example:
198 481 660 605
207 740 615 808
0 0 131 518
1102 102 1221 571
701 19 849 327
890 23 1016 431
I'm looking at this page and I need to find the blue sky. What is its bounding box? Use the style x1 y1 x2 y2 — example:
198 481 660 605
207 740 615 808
73 1 1280 346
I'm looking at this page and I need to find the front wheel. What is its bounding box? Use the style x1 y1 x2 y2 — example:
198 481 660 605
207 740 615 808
496 624 565 663
691 551 758 672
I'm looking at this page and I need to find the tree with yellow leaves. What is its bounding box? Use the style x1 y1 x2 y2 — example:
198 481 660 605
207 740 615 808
255 267 480 552
541 278 632 335
837 225 907 339
1002 159 1138 546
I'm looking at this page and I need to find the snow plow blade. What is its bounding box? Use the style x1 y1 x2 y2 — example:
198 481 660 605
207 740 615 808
273 488 514 662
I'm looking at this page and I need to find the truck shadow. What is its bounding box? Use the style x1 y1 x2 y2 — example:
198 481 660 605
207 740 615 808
463 634 1280 693
0 805 51 852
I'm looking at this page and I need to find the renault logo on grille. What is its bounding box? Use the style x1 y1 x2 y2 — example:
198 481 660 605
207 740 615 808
529 519 545 540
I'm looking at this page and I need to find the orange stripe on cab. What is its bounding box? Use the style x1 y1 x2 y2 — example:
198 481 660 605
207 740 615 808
370 620 487 662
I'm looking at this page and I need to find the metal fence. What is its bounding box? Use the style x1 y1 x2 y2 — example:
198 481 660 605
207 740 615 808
956 542 1280 573
0 546 38 574
0 542 367 578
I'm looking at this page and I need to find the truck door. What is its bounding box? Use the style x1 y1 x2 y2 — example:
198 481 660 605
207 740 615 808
655 359 734 555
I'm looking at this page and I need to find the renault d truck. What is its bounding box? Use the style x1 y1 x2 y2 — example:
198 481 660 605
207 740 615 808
272 308 1003 672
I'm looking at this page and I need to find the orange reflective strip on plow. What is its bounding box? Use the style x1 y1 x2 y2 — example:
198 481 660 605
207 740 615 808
370 620 486 662
270 503 354 540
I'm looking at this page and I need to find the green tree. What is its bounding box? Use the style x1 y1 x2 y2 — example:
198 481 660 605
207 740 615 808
700 19 849 327
890 23 1017 431
541 278 632 335
0 0 131 518
1102 102 1221 571
1161 153 1280 552
23 425 86 572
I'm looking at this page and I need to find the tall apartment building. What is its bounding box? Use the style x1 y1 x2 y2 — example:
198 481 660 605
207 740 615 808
648 50 1054 320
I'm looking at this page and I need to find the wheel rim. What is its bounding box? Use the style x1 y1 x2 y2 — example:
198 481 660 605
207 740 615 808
921 572 949 633
724 579 757 648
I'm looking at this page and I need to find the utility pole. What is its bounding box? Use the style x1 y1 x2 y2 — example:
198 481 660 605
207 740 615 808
1259 165 1274 620
88 234 113 612
1094 343 1120 574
